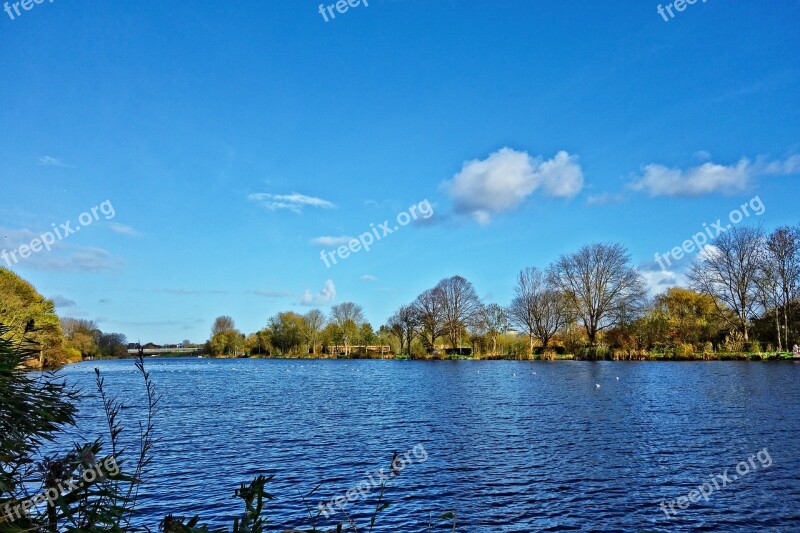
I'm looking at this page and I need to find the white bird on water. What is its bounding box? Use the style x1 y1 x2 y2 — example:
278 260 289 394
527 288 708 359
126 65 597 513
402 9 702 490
596 383 600 388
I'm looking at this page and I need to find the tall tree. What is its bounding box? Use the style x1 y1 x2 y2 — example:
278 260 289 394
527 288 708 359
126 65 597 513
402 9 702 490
0 268 72 368
97 333 128 358
302 309 326 355
548 243 647 348
413 288 446 354
211 315 236 337
387 305 420 356
507 267 568 353
330 302 365 355
653 287 729 346
435 276 482 350
268 312 305 355
765 226 800 349
479 303 508 356
688 226 764 342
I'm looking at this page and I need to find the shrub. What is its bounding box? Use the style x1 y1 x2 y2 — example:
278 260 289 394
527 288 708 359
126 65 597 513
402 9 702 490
579 345 610 360
747 341 763 354
541 348 557 360
724 333 745 353
534 345 566 355
702 342 714 354
675 343 695 358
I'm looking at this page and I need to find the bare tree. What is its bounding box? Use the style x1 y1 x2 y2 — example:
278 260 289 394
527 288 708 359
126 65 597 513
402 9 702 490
303 309 326 354
60 318 99 339
330 302 365 355
766 226 800 349
413 288 447 354
507 267 568 354
688 226 765 342
211 316 236 337
386 305 420 356
479 303 508 356
548 243 646 349
435 276 482 350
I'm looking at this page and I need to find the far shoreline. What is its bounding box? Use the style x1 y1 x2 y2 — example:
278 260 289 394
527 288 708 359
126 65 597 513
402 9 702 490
70 352 800 365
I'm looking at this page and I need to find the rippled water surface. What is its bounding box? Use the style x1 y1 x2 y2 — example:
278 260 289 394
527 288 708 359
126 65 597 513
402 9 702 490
59 358 800 532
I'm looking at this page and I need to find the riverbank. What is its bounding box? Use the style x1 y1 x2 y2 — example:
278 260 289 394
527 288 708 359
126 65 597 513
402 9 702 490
72 351 800 364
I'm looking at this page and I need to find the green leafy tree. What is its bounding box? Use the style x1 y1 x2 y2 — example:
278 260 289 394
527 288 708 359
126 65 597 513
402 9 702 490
0 268 73 368
268 312 305 355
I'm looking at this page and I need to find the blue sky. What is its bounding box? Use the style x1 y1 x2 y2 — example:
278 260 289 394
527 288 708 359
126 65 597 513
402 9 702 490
1 0 798 343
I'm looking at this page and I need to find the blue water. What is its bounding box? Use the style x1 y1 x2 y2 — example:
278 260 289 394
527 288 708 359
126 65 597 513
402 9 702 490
57 358 800 532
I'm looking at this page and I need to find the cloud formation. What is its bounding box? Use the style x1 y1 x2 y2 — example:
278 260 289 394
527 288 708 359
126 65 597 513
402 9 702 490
51 295 77 308
630 155 800 197
108 223 142 236
1 227 121 272
311 236 354 247
37 156 71 168
442 148 584 224
300 279 336 306
248 192 335 213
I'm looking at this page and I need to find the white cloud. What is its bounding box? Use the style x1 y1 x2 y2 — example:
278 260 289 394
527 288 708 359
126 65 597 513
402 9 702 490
248 192 335 213
37 156 71 167
108 223 142 236
586 192 625 206
360 274 377 282
300 279 336 306
311 236 354 247
442 148 584 224
630 155 799 197
640 268 686 296
0 227 121 272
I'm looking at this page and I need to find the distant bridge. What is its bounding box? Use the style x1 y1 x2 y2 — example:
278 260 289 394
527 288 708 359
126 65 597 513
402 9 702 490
126 347 202 356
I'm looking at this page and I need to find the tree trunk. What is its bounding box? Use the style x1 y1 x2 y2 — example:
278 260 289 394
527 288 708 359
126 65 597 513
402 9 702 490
784 299 790 350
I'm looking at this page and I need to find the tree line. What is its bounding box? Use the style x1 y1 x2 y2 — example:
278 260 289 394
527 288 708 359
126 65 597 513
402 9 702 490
2 221 798 367
208 223 799 360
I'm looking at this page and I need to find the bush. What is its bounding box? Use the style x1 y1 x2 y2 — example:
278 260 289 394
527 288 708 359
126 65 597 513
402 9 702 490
702 342 714 354
724 333 745 353
541 348 557 360
533 345 566 355
747 341 763 354
579 345 610 359
675 343 695 358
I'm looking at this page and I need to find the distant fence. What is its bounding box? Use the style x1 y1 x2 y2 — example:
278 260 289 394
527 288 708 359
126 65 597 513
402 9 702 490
323 345 391 356
126 347 202 355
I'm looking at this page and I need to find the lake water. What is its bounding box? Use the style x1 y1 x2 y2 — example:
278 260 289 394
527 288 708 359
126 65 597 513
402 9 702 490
58 358 800 532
